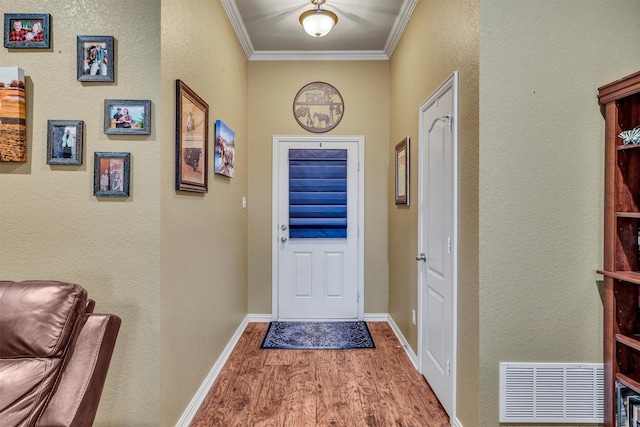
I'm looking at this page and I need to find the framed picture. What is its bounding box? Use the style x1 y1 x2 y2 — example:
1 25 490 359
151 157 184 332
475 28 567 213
395 137 410 206
4 14 50 49
0 67 26 162
214 120 235 178
104 99 151 135
175 79 208 192
47 120 83 165
93 152 130 197
77 35 114 82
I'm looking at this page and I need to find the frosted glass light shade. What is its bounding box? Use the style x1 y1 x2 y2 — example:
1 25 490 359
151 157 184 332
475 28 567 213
299 9 337 38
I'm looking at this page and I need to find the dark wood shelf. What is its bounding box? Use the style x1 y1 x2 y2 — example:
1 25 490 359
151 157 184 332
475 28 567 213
616 334 640 352
617 212 640 219
617 373 640 395
597 270 640 285
616 144 640 151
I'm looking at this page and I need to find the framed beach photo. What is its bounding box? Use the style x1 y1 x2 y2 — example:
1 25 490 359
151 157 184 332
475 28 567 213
77 35 114 82
395 137 410 206
93 152 130 197
4 14 50 49
104 99 151 135
47 120 83 165
175 79 208 193
214 120 235 178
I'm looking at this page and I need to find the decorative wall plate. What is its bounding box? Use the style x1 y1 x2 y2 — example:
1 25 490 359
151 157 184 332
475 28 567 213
293 81 344 133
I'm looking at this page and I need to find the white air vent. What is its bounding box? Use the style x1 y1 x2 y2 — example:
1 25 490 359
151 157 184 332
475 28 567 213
500 363 604 424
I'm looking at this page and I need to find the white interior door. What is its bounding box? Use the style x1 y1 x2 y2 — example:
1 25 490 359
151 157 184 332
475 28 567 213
418 72 458 417
273 136 363 320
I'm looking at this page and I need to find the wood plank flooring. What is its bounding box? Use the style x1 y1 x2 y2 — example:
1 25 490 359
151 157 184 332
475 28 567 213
190 322 449 427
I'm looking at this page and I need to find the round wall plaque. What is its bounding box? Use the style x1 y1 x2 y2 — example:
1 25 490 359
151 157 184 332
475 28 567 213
293 81 344 133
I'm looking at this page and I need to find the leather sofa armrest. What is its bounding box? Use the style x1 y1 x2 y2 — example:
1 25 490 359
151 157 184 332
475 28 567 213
37 313 121 427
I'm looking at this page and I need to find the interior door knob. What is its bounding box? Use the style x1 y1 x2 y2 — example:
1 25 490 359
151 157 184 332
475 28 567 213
416 253 427 262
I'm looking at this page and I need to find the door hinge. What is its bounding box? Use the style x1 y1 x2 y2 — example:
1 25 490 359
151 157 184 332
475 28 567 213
447 237 452 254
447 359 451 376
357 291 360 302
446 115 452 132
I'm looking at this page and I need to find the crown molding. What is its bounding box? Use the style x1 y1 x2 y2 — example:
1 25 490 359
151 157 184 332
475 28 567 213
220 0 255 59
383 0 418 58
249 50 389 61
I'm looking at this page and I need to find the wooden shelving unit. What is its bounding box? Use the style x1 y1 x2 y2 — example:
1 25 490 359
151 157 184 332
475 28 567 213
598 70 640 427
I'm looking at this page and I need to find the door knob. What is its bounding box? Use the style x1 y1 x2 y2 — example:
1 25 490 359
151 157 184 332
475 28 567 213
416 253 427 262
281 236 288 242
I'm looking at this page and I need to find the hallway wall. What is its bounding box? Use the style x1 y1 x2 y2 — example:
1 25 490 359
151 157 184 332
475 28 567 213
0 1 161 424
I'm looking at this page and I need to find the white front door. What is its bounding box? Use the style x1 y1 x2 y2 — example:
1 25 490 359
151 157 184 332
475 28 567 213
272 136 363 320
418 72 458 417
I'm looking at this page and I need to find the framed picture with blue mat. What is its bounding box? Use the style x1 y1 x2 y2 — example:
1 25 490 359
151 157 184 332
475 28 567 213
261 321 375 350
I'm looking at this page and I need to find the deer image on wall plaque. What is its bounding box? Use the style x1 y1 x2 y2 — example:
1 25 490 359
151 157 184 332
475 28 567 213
293 81 344 133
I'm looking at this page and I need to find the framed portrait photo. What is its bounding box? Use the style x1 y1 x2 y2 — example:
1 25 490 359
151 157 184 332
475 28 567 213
175 79 208 193
47 120 83 165
104 99 151 135
4 14 50 49
93 152 130 197
395 137 410 206
77 35 114 82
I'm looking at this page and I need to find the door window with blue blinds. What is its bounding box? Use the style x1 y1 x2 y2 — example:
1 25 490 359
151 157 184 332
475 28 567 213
289 149 347 238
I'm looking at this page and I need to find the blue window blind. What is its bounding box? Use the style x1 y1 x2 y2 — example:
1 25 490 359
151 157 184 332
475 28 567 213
289 149 347 239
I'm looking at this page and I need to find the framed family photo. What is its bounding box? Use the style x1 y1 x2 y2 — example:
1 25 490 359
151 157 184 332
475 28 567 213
175 79 208 193
94 152 130 197
47 120 83 165
104 99 150 135
77 35 114 82
395 137 410 206
4 14 50 49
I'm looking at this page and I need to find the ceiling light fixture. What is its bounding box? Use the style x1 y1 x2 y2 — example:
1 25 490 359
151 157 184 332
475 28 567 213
299 0 338 38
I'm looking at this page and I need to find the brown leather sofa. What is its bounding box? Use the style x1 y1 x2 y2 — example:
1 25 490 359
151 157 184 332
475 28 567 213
0 280 121 426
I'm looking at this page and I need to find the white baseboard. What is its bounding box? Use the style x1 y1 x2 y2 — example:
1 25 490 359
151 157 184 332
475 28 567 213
386 314 419 370
246 313 272 322
174 315 250 427
451 417 463 427
363 312 389 322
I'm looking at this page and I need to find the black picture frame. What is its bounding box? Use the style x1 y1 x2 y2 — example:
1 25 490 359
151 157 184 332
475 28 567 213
77 35 114 82
104 99 151 135
175 79 209 193
46 120 83 165
93 152 130 197
395 137 410 206
4 13 50 49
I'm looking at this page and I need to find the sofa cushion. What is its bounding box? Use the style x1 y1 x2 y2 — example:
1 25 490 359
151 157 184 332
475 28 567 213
0 281 87 358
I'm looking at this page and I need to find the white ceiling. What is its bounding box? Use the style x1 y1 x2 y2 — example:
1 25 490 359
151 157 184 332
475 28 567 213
220 0 417 61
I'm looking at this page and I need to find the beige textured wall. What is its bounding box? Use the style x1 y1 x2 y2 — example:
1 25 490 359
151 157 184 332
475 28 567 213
0 1 161 425
389 0 479 425
159 0 248 425
247 61 390 315
480 1 640 425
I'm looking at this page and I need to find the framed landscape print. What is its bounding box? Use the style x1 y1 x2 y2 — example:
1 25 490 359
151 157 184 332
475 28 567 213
175 79 208 192
214 120 235 178
93 152 130 197
0 67 26 162
4 13 50 49
395 137 409 206
103 99 151 135
77 35 114 82
47 120 83 165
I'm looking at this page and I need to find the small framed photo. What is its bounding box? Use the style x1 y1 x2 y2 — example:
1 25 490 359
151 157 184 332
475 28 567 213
214 120 235 178
94 152 130 197
4 14 50 49
104 99 151 135
47 120 83 165
175 79 209 193
77 35 114 82
395 137 410 206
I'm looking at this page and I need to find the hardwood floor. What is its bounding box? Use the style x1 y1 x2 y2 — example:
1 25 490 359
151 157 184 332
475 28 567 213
190 322 450 427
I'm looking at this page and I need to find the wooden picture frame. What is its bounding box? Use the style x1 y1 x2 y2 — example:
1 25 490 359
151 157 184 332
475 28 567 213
77 35 114 82
104 99 151 135
47 120 83 165
395 137 410 206
175 79 208 192
94 152 130 197
4 14 50 49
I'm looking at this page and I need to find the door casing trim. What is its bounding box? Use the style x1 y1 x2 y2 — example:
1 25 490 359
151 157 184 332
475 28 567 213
271 135 365 321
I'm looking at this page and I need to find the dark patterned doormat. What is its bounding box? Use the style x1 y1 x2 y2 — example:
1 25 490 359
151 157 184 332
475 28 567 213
260 321 375 350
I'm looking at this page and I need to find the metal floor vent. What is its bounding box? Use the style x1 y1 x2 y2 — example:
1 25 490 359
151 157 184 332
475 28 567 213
499 363 604 424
